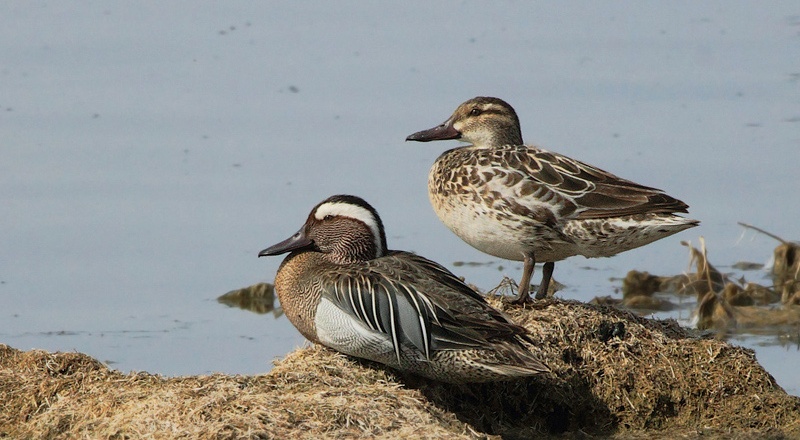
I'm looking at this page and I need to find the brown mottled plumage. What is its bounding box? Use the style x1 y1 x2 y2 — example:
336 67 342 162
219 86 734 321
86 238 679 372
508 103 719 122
259 195 549 383
407 97 699 302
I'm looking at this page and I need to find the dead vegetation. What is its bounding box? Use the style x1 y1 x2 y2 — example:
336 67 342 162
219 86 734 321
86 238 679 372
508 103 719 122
218 282 284 317
594 224 800 338
685 230 800 333
3 290 799 439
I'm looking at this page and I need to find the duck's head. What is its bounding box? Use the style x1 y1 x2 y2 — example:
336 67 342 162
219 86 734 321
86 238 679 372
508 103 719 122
406 96 523 148
258 195 388 263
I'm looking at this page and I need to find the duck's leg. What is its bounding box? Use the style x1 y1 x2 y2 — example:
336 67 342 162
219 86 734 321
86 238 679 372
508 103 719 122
534 262 555 299
511 253 536 303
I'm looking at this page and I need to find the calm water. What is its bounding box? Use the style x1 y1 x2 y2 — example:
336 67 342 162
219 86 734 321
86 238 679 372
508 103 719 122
2 3 799 395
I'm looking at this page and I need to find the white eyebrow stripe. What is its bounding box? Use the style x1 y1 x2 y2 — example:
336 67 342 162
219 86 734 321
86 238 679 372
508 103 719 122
315 202 384 256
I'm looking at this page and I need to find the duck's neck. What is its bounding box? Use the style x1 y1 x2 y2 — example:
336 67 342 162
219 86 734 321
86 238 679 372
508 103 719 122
466 126 522 148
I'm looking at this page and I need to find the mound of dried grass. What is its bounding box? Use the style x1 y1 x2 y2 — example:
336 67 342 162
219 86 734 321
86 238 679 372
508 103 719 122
0 343 468 439
2 290 799 439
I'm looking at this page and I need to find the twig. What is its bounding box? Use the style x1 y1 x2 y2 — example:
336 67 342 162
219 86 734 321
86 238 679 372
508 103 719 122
737 222 787 244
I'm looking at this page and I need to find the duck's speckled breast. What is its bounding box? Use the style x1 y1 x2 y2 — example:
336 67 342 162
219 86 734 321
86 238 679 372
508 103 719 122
273 251 326 344
427 148 577 262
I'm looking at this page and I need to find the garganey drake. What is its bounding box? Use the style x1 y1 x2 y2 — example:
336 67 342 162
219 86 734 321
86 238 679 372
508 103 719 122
258 194 549 383
406 96 699 303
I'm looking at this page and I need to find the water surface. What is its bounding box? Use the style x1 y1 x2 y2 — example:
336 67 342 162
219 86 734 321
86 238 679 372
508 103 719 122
1 2 798 394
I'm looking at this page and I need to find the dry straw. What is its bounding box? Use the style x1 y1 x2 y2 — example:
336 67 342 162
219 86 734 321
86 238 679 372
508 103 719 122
2 287 799 439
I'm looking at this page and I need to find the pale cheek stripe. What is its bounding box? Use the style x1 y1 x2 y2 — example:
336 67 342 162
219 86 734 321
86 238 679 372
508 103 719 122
315 202 384 256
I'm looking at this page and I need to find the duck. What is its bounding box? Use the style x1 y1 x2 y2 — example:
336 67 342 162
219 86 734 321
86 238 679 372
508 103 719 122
406 96 699 303
258 194 549 383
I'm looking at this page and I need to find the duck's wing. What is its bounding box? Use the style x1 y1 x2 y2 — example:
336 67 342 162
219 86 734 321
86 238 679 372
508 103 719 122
388 252 533 343
321 264 437 365
477 146 690 221
319 252 531 364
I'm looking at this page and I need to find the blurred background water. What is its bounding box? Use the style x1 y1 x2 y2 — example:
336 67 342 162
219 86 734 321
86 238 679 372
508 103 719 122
1 2 798 394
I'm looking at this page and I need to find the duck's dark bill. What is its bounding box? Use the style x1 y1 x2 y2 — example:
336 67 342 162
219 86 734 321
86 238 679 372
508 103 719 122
258 229 313 257
406 123 461 142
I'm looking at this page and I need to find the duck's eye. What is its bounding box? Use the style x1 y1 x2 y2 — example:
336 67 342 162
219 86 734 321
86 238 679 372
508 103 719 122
469 108 482 116
323 215 333 221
